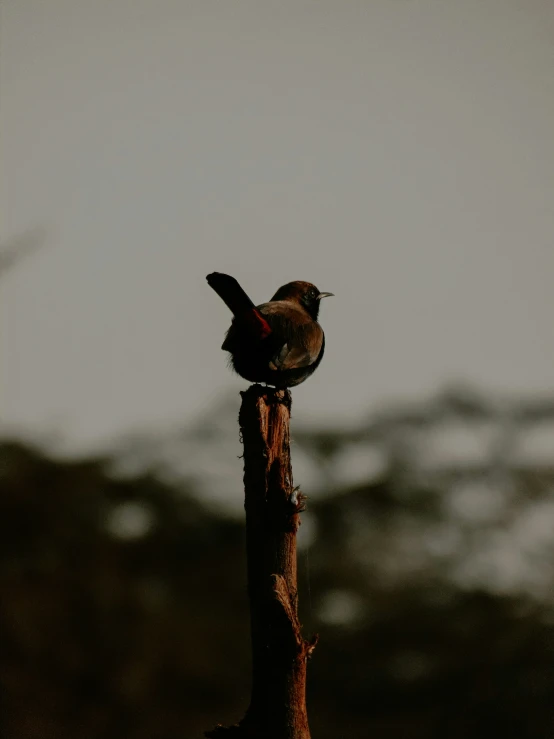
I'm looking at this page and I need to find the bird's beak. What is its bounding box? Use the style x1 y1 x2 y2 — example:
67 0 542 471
317 291 334 299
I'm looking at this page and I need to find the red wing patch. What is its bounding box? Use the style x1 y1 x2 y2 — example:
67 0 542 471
242 308 272 339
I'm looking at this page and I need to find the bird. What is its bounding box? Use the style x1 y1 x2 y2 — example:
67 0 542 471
206 272 333 388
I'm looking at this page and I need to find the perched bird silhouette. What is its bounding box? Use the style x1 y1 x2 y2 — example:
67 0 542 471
206 272 333 388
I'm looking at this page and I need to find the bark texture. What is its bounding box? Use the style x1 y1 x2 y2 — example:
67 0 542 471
206 385 317 739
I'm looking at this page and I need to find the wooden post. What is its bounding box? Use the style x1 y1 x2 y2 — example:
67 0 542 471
206 385 317 739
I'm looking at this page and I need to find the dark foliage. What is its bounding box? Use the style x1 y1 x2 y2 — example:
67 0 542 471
2 391 554 738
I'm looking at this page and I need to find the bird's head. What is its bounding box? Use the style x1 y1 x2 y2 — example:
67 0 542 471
270 281 334 320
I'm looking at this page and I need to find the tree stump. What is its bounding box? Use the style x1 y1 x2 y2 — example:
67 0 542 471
206 385 317 739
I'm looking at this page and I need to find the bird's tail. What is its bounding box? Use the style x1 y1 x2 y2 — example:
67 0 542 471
206 272 256 316
206 272 272 339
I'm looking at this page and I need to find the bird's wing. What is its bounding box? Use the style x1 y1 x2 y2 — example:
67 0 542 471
267 321 324 371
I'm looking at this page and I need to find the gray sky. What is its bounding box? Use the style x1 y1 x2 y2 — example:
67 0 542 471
2 0 554 452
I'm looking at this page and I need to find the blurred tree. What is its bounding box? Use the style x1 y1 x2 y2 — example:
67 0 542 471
2 387 554 738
